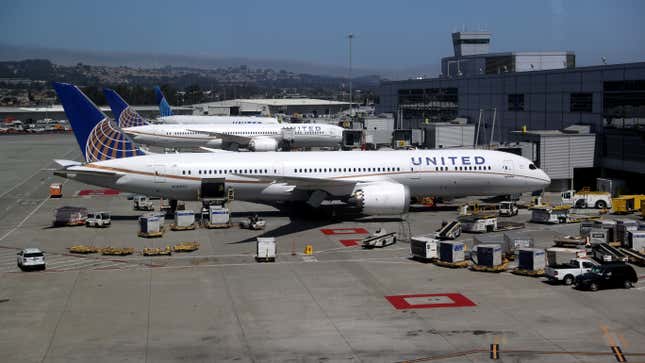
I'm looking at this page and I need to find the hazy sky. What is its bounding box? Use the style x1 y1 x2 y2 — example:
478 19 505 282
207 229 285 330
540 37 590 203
1 0 643 69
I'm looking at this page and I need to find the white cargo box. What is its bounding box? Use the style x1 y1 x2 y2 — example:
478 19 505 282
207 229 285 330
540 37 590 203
410 235 439 260
174 210 195 227
628 231 645 252
517 248 546 271
546 247 587 266
439 241 465 263
139 215 162 234
256 237 276 262
209 205 230 224
476 244 503 267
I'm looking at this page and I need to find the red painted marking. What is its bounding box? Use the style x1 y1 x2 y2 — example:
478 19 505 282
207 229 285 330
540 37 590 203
385 293 476 310
78 189 120 196
320 228 369 235
339 239 360 247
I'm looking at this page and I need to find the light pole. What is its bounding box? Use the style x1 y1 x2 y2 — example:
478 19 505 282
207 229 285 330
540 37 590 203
348 33 354 117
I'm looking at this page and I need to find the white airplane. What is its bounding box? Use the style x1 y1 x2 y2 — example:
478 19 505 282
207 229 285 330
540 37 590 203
104 88 343 151
153 86 278 125
53 82 550 216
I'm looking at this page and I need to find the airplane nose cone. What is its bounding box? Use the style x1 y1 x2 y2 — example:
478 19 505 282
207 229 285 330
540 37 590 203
539 170 551 187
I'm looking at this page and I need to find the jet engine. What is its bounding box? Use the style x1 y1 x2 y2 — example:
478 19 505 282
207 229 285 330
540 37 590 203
351 182 410 215
248 137 279 152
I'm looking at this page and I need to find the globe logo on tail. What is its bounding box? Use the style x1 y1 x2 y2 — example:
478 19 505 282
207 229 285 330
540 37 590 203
85 118 144 162
118 107 148 128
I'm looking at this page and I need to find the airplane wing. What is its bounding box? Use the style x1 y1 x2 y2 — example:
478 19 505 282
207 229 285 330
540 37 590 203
187 129 251 144
231 173 363 195
199 147 234 153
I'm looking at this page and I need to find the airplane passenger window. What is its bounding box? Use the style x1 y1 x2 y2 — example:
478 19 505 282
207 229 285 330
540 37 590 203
182 171 185 175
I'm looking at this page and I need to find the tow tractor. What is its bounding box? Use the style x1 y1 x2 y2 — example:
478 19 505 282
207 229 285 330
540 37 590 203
561 188 612 209
133 195 154 211
240 214 266 230
361 228 397 248
85 211 111 228
498 201 519 217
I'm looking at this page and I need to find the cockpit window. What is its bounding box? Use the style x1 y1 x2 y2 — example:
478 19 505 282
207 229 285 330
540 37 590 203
529 164 537 170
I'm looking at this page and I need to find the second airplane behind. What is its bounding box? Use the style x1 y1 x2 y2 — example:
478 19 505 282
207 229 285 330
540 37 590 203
104 88 344 151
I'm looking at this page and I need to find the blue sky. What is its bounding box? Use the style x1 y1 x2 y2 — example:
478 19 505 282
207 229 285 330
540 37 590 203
1 0 643 70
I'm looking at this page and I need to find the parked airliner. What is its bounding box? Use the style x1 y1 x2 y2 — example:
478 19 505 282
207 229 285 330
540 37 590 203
152 86 278 125
54 82 550 216
104 88 343 151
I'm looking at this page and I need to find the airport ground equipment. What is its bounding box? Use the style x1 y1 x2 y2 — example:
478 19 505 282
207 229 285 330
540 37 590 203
434 220 461 240
240 215 266 230
612 196 635 214
256 237 276 262
133 195 154 211
498 201 519 217
619 247 645 266
530 205 570 224
101 247 134 256
616 219 638 245
546 247 587 266
553 236 587 248
459 214 497 233
592 243 628 263
173 242 200 252
361 228 397 248
68 245 100 254
545 258 598 285
171 210 196 231
588 228 610 244
142 247 172 256
561 188 612 209
53 206 87 226
16 248 46 271
512 248 546 276
473 244 503 266
203 205 231 229
433 241 469 268
49 183 62 198
138 214 164 238
85 211 111 228
627 230 645 252
410 235 439 261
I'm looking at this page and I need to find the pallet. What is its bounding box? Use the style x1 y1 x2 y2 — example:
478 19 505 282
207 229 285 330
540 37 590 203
471 261 510 272
203 222 232 229
138 231 164 238
433 260 470 268
170 223 197 231
511 268 545 277
255 256 275 263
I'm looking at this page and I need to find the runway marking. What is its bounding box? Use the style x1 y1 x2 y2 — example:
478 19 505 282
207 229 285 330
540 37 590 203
320 227 368 235
339 239 360 247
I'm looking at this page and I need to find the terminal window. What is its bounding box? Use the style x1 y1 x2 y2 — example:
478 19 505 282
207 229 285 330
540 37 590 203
508 94 525 111
570 93 593 113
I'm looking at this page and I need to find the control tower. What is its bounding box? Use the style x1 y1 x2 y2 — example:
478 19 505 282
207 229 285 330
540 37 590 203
452 31 491 57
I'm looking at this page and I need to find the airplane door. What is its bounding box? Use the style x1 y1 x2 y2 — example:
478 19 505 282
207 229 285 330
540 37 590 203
153 165 166 183
282 128 295 142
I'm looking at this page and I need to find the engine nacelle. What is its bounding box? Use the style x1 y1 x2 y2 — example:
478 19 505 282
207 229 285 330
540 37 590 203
351 183 410 215
248 137 279 152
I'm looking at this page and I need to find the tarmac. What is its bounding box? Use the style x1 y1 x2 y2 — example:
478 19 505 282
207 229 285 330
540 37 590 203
1 133 644 362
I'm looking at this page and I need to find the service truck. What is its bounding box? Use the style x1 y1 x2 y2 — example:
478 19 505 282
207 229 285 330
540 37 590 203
545 258 598 285
85 211 111 228
561 189 612 209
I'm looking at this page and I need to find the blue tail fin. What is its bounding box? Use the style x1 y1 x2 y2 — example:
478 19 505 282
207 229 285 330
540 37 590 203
53 82 145 162
103 88 149 127
154 86 173 116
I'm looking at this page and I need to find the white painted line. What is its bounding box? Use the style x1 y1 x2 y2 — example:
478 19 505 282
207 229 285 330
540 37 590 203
0 196 51 243
91 262 126 270
56 262 102 271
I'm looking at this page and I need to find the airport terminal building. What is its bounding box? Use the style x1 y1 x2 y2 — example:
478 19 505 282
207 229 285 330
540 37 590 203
376 32 645 190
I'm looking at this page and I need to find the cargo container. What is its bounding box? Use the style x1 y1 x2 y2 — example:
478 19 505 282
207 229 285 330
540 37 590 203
174 210 195 227
503 232 534 255
546 247 587 266
459 214 497 233
208 205 230 226
476 244 503 267
616 219 638 244
139 215 163 235
410 235 439 260
530 206 569 224
517 248 546 271
439 241 465 263
589 228 609 244
256 237 276 262
627 231 645 252
580 220 594 237
54 206 87 226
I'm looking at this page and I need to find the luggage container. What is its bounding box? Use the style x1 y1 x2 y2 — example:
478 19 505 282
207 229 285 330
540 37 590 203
459 214 497 233
138 215 164 237
256 237 276 262
580 221 595 237
589 228 609 244
53 206 87 226
476 244 503 267
439 241 465 263
410 235 439 260
616 219 638 244
546 247 587 266
595 219 617 242
517 248 546 271
627 231 645 252
172 210 196 231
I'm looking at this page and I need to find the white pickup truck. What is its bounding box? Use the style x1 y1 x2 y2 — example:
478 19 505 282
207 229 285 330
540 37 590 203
545 258 598 285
